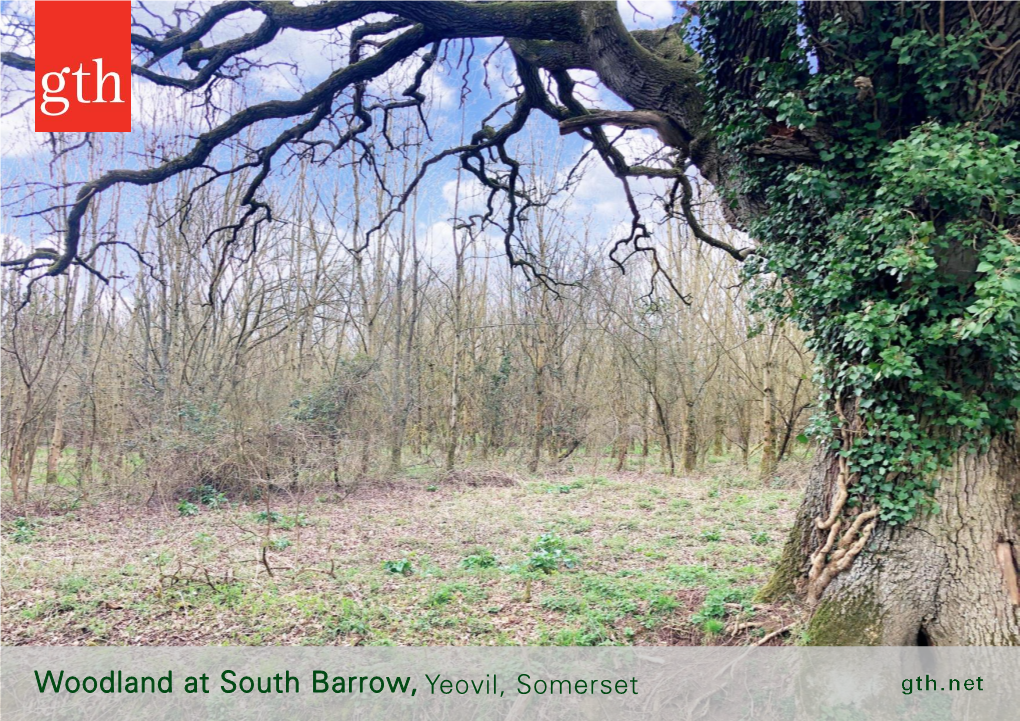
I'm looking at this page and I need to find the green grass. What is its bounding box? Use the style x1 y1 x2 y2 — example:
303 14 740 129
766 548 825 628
1 462 802 646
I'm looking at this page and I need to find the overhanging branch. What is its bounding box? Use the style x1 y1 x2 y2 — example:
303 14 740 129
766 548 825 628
559 109 689 149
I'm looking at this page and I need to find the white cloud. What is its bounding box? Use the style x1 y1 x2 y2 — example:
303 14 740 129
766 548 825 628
1 232 63 267
0 92 46 157
201 6 265 44
367 51 457 112
617 0 676 28
418 219 503 272
566 69 606 106
1 3 40 156
480 44 522 102
420 219 457 266
1 232 31 257
569 129 669 221
251 28 344 97
0 2 34 55
130 75 233 131
441 176 490 217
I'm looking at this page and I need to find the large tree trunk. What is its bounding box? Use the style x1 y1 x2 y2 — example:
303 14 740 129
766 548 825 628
763 435 1020 645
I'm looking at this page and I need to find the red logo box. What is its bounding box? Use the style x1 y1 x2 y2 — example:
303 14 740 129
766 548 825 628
35 1 131 132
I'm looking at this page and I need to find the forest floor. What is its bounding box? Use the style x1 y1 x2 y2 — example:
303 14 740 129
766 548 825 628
1 459 807 646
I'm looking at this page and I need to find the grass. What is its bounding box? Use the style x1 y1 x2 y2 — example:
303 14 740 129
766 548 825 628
0 461 802 646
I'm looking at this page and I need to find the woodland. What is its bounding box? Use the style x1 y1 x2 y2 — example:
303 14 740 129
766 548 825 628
1 1 1018 647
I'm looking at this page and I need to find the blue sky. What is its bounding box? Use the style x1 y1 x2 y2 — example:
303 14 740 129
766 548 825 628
2 1 702 279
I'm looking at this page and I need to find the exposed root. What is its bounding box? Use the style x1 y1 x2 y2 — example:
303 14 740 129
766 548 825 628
726 621 764 637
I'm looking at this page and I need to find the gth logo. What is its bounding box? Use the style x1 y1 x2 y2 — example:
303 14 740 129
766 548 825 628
35 1 131 132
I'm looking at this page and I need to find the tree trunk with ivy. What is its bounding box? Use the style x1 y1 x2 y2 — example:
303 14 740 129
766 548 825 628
822 438 1019 645
700 1 1020 644
762 438 1019 644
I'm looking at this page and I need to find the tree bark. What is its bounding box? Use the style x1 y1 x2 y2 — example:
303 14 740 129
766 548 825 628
651 391 675 476
712 413 725 457
682 400 697 473
612 368 629 473
763 435 1020 645
445 130 467 475
759 334 777 482
45 393 66 487
528 363 544 474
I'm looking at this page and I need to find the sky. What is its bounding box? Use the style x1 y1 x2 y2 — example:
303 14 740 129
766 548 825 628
1 1 697 280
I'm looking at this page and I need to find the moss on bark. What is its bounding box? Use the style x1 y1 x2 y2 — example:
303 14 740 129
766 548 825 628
806 589 884 646
756 526 802 602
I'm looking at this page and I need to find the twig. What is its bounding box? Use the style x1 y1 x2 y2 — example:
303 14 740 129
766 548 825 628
261 545 274 577
752 623 795 647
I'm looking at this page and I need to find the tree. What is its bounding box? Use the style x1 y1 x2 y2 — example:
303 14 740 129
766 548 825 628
3 1 1017 645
